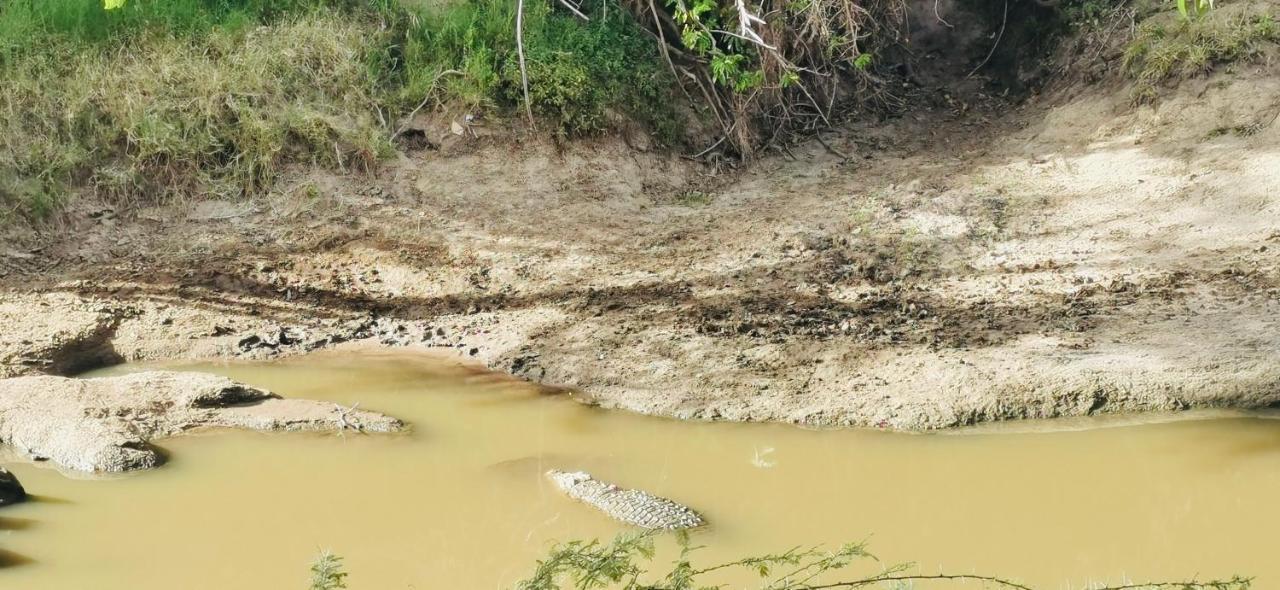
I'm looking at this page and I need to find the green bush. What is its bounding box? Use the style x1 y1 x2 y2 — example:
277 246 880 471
308 550 348 590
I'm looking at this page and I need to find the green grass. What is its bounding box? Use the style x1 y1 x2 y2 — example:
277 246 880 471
672 190 713 206
1124 6 1279 100
0 0 680 222
396 0 676 135
0 0 381 52
1 13 394 215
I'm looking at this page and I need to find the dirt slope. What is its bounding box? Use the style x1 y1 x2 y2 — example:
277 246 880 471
3 48 1280 429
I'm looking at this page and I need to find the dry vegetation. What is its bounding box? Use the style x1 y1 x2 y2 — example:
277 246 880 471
1 17 393 217
2 0 1278 222
0 0 679 222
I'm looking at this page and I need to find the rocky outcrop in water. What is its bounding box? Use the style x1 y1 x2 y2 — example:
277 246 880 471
0 467 24 506
0 371 404 472
546 470 704 530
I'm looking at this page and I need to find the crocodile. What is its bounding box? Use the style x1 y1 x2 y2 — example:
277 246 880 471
546 469 704 530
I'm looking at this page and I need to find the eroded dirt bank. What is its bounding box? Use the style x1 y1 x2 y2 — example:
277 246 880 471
4 58 1280 429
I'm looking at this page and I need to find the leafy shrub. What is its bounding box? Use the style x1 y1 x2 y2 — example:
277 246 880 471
300 535 1249 589
513 532 1251 590
309 550 348 590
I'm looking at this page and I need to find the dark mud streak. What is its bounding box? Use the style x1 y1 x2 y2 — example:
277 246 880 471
0 517 36 531
47 248 1213 358
0 548 34 569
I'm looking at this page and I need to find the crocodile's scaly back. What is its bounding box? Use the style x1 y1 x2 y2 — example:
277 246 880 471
546 470 705 530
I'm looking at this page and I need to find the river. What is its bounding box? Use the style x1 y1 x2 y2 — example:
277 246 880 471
1 349 1275 588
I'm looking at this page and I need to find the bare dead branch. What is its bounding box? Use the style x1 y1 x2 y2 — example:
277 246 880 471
516 0 534 125
558 0 591 20
966 0 1008 78
389 69 463 141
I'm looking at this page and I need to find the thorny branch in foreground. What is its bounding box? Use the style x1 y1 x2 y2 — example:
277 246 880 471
514 532 1252 590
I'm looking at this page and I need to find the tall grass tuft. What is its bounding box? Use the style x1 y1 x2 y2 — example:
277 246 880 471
1124 5 1279 101
0 0 681 222
394 0 676 135
0 0 383 52
0 15 394 217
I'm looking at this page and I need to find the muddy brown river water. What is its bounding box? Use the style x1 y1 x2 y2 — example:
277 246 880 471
1 349 1277 589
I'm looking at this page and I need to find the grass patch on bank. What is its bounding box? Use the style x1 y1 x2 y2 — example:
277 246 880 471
0 0 372 49
0 0 679 223
396 0 676 136
1 15 394 212
1124 5 1279 100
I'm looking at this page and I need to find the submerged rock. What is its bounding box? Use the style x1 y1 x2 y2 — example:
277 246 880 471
0 467 24 506
0 371 404 473
546 469 704 530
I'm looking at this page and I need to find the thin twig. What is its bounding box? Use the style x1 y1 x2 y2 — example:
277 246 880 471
687 136 727 159
681 67 733 140
780 142 798 161
516 0 534 125
389 69 462 141
814 131 850 161
966 0 1008 78
805 573 1035 589
557 0 590 20
805 575 1250 590
648 0 697 106
1091 581 1253 590
334 402 363 432
934 0 954 28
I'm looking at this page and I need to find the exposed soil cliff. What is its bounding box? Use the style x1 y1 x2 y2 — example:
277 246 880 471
3 6 1279 429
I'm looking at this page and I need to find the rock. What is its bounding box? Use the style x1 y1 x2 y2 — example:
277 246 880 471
237 327 307 353
0 467 24 506
0 293 125 378
546 470 704 530
0 371 404 473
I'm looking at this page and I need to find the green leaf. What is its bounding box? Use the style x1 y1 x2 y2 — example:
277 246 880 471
710 52 744 86
734 69 763 92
